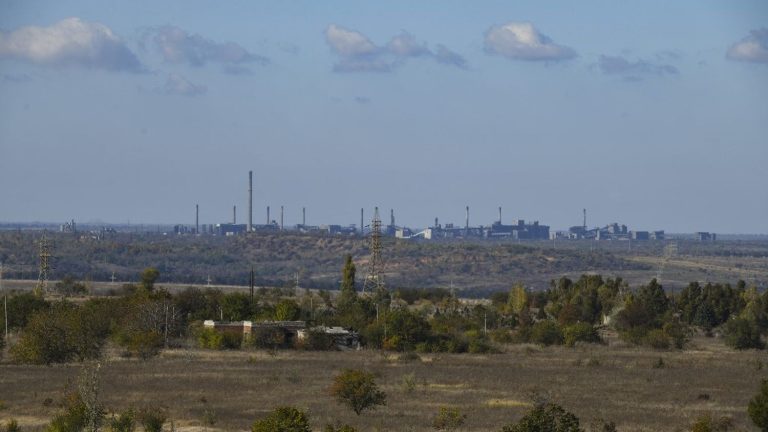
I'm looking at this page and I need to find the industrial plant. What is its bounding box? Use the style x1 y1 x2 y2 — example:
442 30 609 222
162 171 674 243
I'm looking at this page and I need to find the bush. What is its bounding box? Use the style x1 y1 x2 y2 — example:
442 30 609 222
137 407 166 432
323 424 358 432
3 419 20 432
645 329 671 350
432 406 466 430
689 413 733 432
197 327 224 349
45 390 88 432
108 410 135 432
252 407 311 432
251 327 288 350
749 379 768 430
116 330 163 359
500 402 582 432
298 329 335 351
530 321 564 346
725 318 765 350
329 369 386 415
563 323 601 347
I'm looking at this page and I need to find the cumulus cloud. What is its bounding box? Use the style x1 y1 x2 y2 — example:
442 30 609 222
324 24 467 72
0 17 143 72
146 25 268 70
726 28 768 64
598 55 678 80
162 73 206 96
484 22 576 62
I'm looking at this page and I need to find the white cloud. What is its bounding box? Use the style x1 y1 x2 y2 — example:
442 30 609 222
598 55 678 80
147 25 268 69
324 24 467 73
163 73 206 96
727 28 768 64
0 17 142 71
484 22 576 62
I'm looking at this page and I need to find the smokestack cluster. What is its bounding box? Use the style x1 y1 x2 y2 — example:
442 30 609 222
248 171 253 232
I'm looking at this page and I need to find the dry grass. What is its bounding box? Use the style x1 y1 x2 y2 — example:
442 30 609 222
1 334 765 431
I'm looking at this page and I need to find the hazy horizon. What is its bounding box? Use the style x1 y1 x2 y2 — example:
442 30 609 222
1 1 767 233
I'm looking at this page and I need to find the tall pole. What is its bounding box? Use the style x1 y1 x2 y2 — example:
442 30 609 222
302 207 306 226
499 206 502 224
233 205 236 224
583 208 587 231
465 206 470 231
267 206 270 225
195 204 199 234
280 206 284 230
360 208 364 235
248 171 253 233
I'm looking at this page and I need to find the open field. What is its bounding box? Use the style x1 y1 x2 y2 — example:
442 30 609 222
1 334 765 431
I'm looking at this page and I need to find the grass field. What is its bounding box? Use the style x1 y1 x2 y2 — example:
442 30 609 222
1 334 764 431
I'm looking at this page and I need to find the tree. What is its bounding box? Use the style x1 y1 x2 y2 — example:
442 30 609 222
140 268 160 292
724 318 765 350
252 407 311 432
500 402 583 432
749 379 768 431
329 369 386 415
338 255 357 308
530 321 564 346
508 283 528 315
274 299 301 321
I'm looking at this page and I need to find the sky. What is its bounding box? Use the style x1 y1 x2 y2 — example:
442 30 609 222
0 1 767 233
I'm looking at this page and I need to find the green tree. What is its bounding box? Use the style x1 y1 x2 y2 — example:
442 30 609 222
500 402 583 432
530 321 564 346
329 369 386 415
274 299 301 321
508 283 528 315
725 318 765 350
252 407 311 432
140 268 160 292
749 378 768 431
338 255 357 308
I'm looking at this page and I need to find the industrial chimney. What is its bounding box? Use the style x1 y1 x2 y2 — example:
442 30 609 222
248 171 253 233
280 206 284 230
465 206 470 230
233 205 236 224
390 209 395 227
196 204 199 234
360 208 364 235
302 207 306 226
267 206 270 225
499 206 502 224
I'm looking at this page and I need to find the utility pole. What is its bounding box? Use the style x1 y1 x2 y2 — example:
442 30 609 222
2 262 7 342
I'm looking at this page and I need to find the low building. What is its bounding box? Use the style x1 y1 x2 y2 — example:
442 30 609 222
203 320 306 344
297 326 361 350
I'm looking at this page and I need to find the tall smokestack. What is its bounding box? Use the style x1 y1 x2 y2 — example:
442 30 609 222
499 206 502 224
280 206 284 230
583 208 587 230
302 207 306 226
465 206 469 230
390 209 395 227
233 205 236 224
248 171 253 232
196 204 199 234
435 217 438 228
360 208 364 235
267 206 270 224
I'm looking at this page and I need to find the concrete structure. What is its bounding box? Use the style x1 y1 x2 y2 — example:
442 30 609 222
297 326 361 350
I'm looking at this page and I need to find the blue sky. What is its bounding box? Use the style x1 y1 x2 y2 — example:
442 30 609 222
1 1 766 233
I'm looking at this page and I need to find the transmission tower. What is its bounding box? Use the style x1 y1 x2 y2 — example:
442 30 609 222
363 207 385 294
34 231 53 297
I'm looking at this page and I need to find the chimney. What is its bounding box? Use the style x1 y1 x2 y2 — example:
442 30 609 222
233 205 236 224
465 206 469 230
196 204 199 234
499 206 502 224
280 206 284 230
390 209 395 227
434 217 438 228
360 208 364 235
302 207 306 226
248 171 253 232
267 206 270 225
583 208 587 230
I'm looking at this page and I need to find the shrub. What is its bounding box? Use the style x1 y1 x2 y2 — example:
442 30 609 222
725 318 765 350
197 328 224 350
137 407 166 432
401 373 417 393
251 327 288 350
45 391 87 432
749 379 768 430
645 329 671 350
563 323 601 347
432 406 467 430
323 424 358 432
3 419 20 432
329 369 386 415
298 329 335 351
108 410 135 432
252 407 311 432
689 413 733 432
500 402 582 432
116 330 163 359
530 321 564 346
